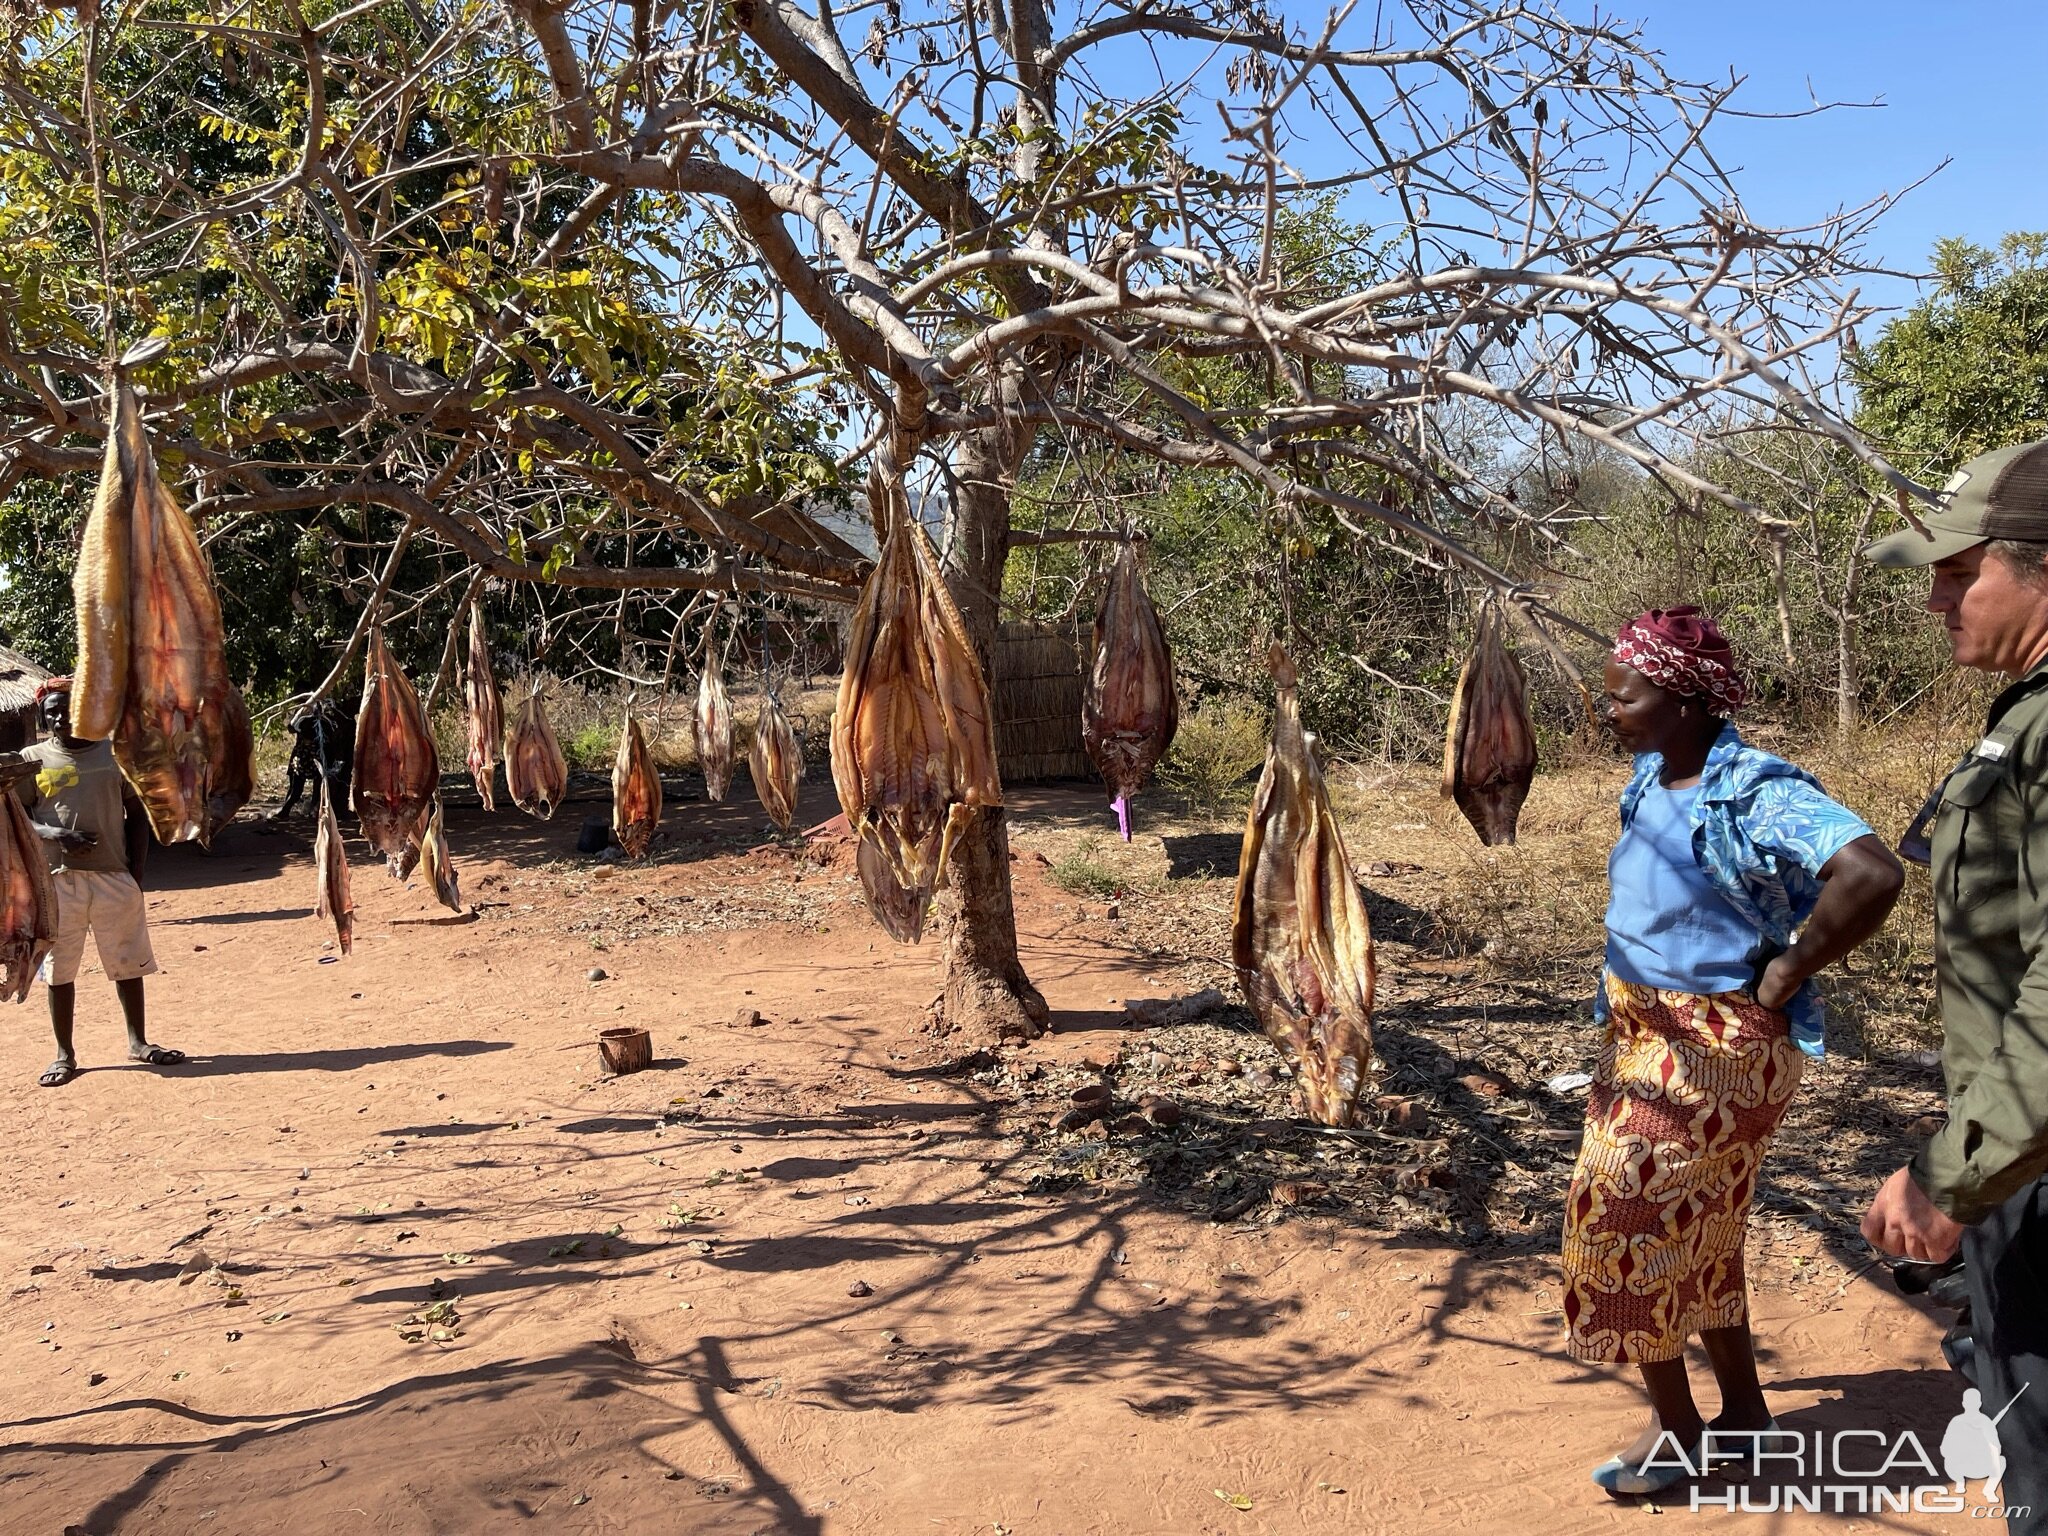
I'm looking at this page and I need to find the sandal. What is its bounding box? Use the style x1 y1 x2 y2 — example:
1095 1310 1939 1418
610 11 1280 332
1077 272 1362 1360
130 1044 187 1067
1592 1439 1704 1497
38 1059 77 1088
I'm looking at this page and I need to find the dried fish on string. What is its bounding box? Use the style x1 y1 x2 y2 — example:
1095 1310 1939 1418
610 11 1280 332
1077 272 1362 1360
695 656 733 802
418 796 461 912
314 779 354 955
1442 600 1538 846
830 505 1001 942
505 688 568 820
1231 646 1376 1128
465 602 502 811
748 691 803 832
1082 542 1178 840
353 626 440 879
72 384 252 844
0 782 57 1000
612 711 662 859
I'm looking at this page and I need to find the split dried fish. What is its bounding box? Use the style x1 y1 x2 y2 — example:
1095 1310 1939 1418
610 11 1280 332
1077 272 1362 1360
748 692 803 832
1231 646 1376 1127
0 787 57 1000
1082 542 1178 840
464 602 502 811
505 689 568 820
418 796 461 912
1442 601 1537 846
695 661 733 802
353 627 440 879
830 514 1001 942
314 779 354 955
612 712 662 859
72 384 252 844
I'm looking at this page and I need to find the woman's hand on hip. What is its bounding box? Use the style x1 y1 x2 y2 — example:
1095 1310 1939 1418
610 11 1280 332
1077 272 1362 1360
1754 953 1804 1011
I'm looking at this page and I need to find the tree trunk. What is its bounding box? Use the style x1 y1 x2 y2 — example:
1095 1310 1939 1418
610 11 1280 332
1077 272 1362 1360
928 412 1048 1043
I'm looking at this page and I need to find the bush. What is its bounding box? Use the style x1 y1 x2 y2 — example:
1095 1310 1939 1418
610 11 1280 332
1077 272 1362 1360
1048 850 1122 899
1160 697 1270 815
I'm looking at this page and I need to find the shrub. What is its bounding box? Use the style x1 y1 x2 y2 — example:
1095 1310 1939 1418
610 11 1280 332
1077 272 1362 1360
1048 850 1122 899
1160 697 1270 815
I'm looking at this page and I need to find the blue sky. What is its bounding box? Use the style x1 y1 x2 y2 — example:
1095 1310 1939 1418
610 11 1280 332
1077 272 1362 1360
1634 0 2047 315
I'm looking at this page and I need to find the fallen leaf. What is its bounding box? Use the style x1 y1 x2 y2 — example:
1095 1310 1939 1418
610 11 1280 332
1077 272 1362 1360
1213 1490 1253 1512
443 1252 474 1266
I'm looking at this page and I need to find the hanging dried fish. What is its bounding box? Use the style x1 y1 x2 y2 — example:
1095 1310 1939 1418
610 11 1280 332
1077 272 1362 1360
465 601 502 811
612 711 662 859
0 786 57 1001
749 691 803 832
505 688 568 820
695 657 733 801
72 384 252 844
1231 646 1376 1127
353 626 440 879
830 511 1001 943
1442 601 1538 846
313 779 354 955
418 796 461 912
1082 542 1178 840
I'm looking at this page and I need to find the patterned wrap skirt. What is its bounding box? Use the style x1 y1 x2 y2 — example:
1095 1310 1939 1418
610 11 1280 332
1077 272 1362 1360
1561 976 1804 1364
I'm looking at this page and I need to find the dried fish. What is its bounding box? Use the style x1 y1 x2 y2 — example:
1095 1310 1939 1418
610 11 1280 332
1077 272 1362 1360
0 789 57 1000
418 796 461 912
748 692 803 832
1443 601 1537 846
1231 646 1376 1127
830 512 1001 943
505 688 568 820
695 660 733 801
464 602 502 811
353 627 440 879
314 779 354 955
72 384 252 844
612 712 662 859
1082 542 1178 840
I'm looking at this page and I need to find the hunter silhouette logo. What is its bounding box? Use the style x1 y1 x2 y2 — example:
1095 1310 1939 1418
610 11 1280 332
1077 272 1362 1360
1941 1385 2027 1504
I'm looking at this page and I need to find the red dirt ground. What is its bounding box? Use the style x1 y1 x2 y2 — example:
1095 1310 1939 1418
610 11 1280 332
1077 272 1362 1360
0 783 1972 1534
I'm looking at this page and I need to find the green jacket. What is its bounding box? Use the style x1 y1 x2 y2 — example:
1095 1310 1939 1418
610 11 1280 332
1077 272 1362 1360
1919 660 2048 1223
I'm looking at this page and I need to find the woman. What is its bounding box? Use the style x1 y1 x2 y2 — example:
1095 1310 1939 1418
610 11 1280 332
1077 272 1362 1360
1565 608 1904 1496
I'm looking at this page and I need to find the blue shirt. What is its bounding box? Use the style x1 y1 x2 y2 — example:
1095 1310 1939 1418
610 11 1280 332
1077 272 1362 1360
1595 722 1875 1057
1605 783 1760 996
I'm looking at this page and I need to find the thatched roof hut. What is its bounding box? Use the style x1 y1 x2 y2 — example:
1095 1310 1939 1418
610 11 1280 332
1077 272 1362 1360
0 642 51 754
993 620 1090 783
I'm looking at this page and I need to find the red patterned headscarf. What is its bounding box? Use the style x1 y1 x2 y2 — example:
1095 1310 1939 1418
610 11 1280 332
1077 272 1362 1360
1612 608 1749 712
32 676 70 703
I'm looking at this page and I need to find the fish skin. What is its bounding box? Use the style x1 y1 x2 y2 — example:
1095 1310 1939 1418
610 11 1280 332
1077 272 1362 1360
0 791 58 1000
748 692 803 832
418 796 461 912
465 602 502 811
1082 543 1179 821
73 386 252 844
1442 603 1537 846
830 514 1000 944
505 690 568 820
1230 646 1376 1127
695 663 734 802
612 712 663 859
313 779 354 955
352 627 440 878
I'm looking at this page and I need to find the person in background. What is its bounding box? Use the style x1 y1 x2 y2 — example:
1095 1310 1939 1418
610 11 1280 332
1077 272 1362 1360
1566 608 1903 1497
277 697 352 818
16 678 179 1086
1861 438 2048 1534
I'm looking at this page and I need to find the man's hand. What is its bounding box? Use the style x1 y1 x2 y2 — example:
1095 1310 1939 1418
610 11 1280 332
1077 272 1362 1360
1754 953 1804 1011
37 825 96 851
1861 1165 1967 1262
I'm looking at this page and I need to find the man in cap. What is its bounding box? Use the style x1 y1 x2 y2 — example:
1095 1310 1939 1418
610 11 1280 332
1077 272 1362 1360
1862 438 2048 1531
15 677 179 1087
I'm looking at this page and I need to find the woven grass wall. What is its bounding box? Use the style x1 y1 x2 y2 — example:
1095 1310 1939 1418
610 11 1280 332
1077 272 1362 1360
995 619 1091 783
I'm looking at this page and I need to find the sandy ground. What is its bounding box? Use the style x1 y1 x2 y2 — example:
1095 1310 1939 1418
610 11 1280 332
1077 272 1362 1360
0 779 1979 1535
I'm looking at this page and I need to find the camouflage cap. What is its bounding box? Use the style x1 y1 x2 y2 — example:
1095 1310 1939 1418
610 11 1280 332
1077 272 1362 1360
1863 439 2048 567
